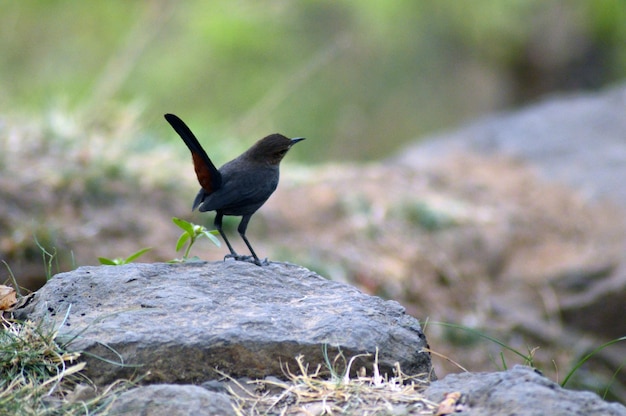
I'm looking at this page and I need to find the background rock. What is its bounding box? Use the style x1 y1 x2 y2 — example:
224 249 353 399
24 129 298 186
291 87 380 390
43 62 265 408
423 366 626 416
14 261 433 386
398 83 626 206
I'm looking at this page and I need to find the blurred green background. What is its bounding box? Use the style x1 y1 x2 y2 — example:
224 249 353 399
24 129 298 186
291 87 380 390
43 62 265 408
2 0 626 162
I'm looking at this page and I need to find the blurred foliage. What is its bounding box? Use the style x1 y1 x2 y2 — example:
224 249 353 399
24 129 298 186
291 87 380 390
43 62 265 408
1 0 626 162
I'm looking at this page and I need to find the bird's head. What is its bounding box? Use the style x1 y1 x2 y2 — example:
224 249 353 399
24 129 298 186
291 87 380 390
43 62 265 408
245 134 305 165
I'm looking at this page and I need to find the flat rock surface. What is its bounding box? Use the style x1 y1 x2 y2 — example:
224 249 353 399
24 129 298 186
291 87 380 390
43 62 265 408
423 366 626 416
15 261 432 386
109 384 234 416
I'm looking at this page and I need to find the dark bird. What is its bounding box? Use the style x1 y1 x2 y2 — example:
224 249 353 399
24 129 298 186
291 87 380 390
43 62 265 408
164 113 304 266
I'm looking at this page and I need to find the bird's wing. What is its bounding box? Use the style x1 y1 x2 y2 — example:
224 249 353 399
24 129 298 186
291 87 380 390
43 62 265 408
164 113 222 193
199 169 279 214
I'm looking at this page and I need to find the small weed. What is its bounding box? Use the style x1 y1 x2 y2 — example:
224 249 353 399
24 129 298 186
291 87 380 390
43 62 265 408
98 247 152 266
34 236 60 281
561 336 626 389
432 321 536 368
2 260 21 297
171 217 220 261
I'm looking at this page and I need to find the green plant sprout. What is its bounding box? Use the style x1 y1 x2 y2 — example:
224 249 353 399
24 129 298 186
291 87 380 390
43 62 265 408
172 217 221 261
34 236 59 280
98 247 152 265
2 260 21 296
561 336 626 389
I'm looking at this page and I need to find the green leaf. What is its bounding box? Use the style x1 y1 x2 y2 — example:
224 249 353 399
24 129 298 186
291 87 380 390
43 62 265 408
167 258 184 263
124 247 152 263
98 257 119 265
176 233 190 252
172 217 194 234
201 230 221 247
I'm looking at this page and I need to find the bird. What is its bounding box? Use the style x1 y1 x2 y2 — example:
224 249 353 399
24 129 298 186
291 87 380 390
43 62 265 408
164 113 304 266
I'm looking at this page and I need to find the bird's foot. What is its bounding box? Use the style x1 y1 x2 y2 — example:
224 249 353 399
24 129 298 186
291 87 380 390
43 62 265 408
224 254 269 266
224 253 250 262
255 257 270 266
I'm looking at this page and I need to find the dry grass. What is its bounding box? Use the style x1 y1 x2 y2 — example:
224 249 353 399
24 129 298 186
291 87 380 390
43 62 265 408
0 317 132 415
226 351 438 416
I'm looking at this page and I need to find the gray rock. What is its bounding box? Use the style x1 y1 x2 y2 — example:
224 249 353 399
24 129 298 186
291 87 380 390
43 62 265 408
14 261 433 386
108 384 234 416
423 366 626 416
397 83 626 206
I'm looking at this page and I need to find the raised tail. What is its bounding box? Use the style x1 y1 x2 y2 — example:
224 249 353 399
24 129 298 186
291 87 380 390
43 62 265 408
164 113 222 196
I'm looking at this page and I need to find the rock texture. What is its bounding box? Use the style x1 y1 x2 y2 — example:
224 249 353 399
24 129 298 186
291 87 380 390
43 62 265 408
423 366 626 416
109 384 234 416
14 261 433 386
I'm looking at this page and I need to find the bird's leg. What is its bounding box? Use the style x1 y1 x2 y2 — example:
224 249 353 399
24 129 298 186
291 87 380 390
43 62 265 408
238 215 268 266
214 212 239 259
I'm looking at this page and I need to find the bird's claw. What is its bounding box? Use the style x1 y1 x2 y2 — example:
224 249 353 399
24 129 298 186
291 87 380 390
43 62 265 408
223 253 250 262
224 254 269 266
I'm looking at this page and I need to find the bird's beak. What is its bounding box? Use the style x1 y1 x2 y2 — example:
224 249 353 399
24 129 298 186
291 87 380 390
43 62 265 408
290 137 305 146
